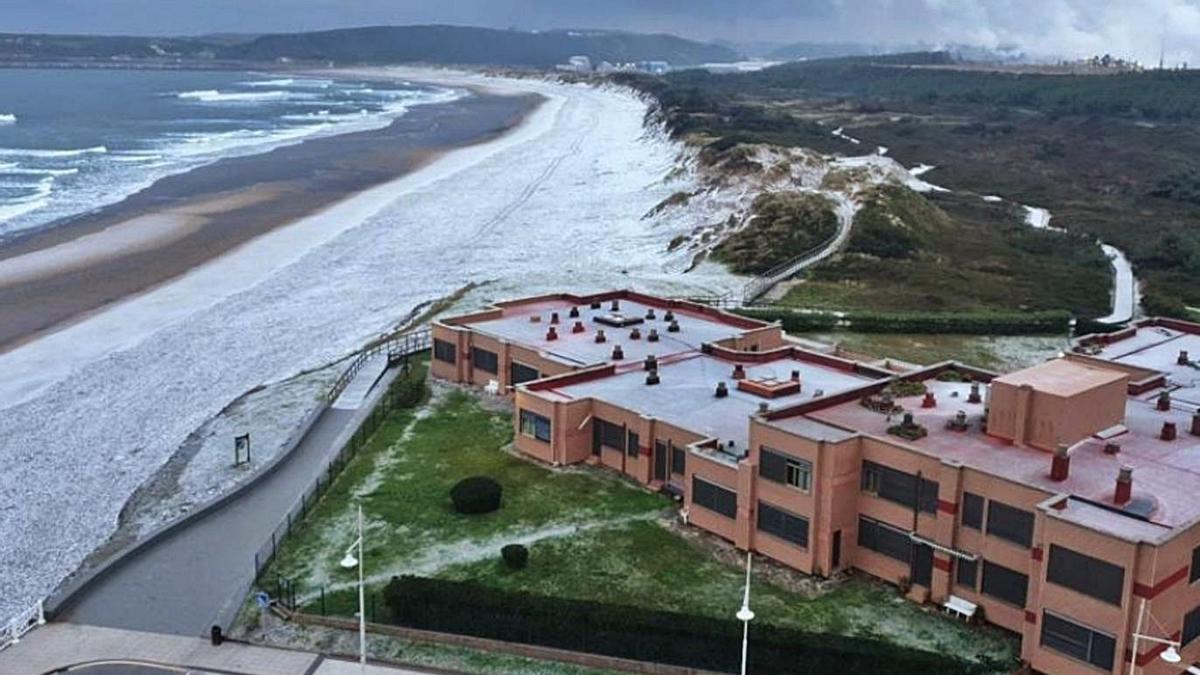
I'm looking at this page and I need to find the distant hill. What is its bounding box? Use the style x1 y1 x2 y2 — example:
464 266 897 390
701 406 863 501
0 25 740 68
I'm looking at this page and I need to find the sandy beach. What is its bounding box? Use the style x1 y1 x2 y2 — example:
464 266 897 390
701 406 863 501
0 86 539 352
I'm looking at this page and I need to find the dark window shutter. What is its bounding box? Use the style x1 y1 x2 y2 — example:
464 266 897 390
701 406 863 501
1047 545 1124 606
962 492 984 529
760 447 788 483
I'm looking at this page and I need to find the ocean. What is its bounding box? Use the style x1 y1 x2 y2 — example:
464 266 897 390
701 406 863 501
0 68 462 240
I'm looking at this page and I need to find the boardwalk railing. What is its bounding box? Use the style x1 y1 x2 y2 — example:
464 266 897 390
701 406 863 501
325 328 431 404
740 231 840 305
0 599 44 652
255 327 431 582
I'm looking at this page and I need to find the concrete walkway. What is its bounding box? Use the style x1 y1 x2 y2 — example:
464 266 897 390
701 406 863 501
58 363 396 637
0 623 431 675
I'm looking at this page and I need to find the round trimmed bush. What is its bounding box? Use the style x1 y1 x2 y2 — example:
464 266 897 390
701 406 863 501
501 544 529 570
450 476 502 515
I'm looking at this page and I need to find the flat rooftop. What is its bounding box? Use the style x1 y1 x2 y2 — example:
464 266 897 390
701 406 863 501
993 358 1128 397
798 377 1200 539
462 297 753 368
1088 324 1200 407
538 352 880 458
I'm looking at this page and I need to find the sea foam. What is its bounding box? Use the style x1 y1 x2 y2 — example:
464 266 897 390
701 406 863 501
0 114 16 125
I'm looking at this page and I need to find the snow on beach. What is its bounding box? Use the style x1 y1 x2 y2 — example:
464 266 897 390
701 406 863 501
0 69 741 622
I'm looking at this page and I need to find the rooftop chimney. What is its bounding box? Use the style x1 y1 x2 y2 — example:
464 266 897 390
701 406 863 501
791 370 800 382
1157 391 1171 411
664 310 675 322
630 328 641 340
646 369 660 386
546 326 558 341
644 355 658 371
968 382 982 404
610 299 620 311
594 329 607 343
611 344 624 360
715 381 729 398
646 308 656 320
550 312 560 325
758 402 769 414
1180 350 1191 365
572 320 585 334
590 301 601 310
648 328 660 342
1115 465 1133 505
667 320 681 333
922 392 937 408
568 306 580 318
1162 421 1178 441
732 364 746 380
1050 444 1070 482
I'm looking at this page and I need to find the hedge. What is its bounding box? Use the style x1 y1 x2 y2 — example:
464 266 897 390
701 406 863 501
735 307 1072 335
382 576 995 675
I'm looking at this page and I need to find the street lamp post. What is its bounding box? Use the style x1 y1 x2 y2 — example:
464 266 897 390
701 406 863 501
736 552 755 675
340 504 367 674
1129 597 1182 674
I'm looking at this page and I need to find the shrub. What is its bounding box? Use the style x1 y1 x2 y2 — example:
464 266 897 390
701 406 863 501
450 476 502 515
501 544 529 570
713 192 839 274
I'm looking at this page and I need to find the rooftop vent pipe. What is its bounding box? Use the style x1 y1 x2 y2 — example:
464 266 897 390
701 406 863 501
1115 465 1133 505
1180 350 1191 365
1050 444 1070 481
648 329 660 342
1157 391 1171 411
758 402 769 414
630 328 642 340
610 299 620 311
667 320 681 333
646 308 656 320
922 392 937 408
594 329 607 344
1192 412 1200 437
646 369 660 386
569 306 580 319
715 381 729 398
644 355 658 371
732 364 746 380
664 310 675 322
590 301 601 310
550 312 560 325
572 320 585 334
612 344 624 360
968 383 982 404
1162 421 1177 441
546 326 558 341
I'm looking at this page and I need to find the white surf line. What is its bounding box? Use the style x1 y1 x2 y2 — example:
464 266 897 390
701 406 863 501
295 512 661 604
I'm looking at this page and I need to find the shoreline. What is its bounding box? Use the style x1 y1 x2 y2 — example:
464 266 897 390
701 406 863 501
0 78 542 354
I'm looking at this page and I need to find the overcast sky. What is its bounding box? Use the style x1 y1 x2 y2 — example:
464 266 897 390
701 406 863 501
6 0 1200 66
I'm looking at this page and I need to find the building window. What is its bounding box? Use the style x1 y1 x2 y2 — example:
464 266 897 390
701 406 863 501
626 430 640 457
857 516 911 563
757 502 809 548
509 361 540 386
670 443 686 475
962 492 984 530
471 347 498 374
692 477 737 518
1184 606 1200 646
1046 545 1125 606
760 447 811 492
860 461 935 513
1041 612 1116 671
592 417 624 453
956 557 978 590
519 410 551 442
861 462 881 493
981 560 1028 607
1191 545 1200 583
433 338 456 364
986 500 1034 548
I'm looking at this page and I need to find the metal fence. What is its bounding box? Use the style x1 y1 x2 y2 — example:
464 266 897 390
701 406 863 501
0 600 44 652
253 327 431 583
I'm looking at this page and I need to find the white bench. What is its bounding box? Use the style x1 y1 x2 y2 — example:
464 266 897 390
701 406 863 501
943 595 977 621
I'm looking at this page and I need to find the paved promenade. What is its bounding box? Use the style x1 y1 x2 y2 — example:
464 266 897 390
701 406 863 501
0 623 433 675
59 364 397 636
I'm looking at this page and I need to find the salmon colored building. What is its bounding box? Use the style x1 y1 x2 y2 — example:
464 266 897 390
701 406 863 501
433 291 1200 675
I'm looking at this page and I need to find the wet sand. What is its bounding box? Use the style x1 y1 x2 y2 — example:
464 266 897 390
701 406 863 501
0 87 541 352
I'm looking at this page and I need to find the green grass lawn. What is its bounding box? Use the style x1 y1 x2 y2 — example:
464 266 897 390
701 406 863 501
262 381 1018 667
